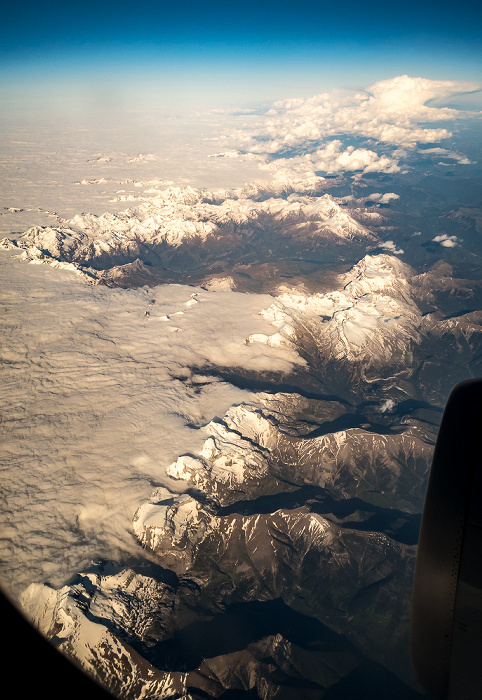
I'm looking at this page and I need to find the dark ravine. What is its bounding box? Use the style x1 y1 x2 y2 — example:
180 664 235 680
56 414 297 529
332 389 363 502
217 487 422 545
191 367 353 405
141 598 359 672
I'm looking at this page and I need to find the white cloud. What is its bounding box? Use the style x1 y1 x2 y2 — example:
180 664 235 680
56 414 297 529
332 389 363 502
419 147 474 164
231 76 480 181
432 234 460 248
311 141 400 174
366 192 400 204
379 240 404 255
379 399 396 413
364 75 471 122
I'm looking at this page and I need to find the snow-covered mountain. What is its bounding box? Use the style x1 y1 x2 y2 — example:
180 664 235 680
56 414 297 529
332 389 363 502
22 501 416 699
160 396 432 514
5 241 481 698
1 186 376 287
15 252 451 698
257 254 420 372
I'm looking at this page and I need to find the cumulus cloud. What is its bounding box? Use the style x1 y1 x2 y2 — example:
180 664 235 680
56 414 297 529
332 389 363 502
366 192 400 204
432 234 460 247
335 192 400 210
241 76 479 152
230 76 479 181
364 75 472 122
311 140 400 174
378 399 396 413
379 240 404 255
249 143 399 180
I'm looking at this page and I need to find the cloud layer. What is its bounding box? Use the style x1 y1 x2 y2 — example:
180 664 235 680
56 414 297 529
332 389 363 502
0 252 302 596
229 76 480 177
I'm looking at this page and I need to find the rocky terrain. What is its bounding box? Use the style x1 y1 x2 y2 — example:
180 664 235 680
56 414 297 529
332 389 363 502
18 251 472 699
0 184 377 290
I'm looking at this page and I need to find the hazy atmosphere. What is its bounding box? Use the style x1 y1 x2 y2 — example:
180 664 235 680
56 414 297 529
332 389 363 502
1 1 481 698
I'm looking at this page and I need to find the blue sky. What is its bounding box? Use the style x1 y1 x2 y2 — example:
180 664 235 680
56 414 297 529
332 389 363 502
1 0 481 113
